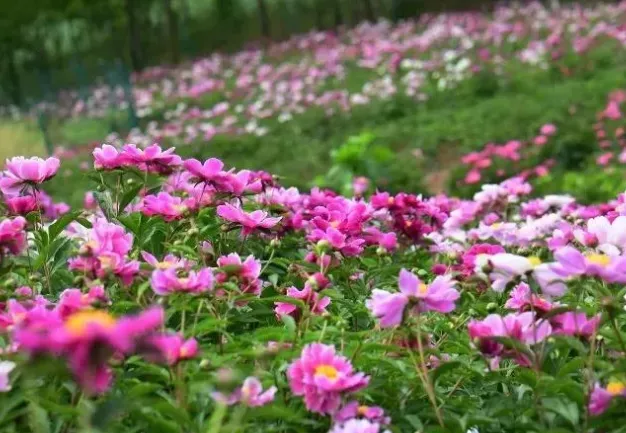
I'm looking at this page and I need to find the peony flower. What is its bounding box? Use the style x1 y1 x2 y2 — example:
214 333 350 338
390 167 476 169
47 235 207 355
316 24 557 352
287 343 369 414
212 376 277 407
141 192 194 221
0 156 60 193
217 203 281 236
151 267 214 296
274 283 331 318
147 334 199 365
93 145 126 170
552 246 626 283
0 217 27 255
588 381 626 416
551 312 600 338
329 419 389 433
573 216 626 256
122 144 182 174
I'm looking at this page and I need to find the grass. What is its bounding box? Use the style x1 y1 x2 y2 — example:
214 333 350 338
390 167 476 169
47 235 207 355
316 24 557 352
0 121 45 161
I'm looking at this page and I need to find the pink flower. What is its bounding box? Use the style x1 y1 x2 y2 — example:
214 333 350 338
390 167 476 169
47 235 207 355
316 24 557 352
552 246 626 283
366 269 459 328
215 253 263 295
464 169 482 184
573 216 626 256
597 152 614 166
551 312 600 338
533 135 548 146
87 218 134 257
93 145 126 170
183 157 225 183
5 195 37 215
141 192 194 221
213 377 277 407
217 203 281 236
366 290 408 328
589 381 626 416
0 217 27 255
603 100 622 120
1 156 60 192
468 312 552 368
15 307 164 393
352 177 370 196
330 419 388 433
505 283 554 313
274 283 331 318
335 401 390 424
287 343 369 414
148 334 199 365
483 254 566 296
151 267 214 296
540 124 557 136
398 269 459 313
0 361 16 392
122 144 182 174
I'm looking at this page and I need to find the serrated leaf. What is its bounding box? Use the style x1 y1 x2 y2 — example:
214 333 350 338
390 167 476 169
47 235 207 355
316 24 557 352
431 360 464 386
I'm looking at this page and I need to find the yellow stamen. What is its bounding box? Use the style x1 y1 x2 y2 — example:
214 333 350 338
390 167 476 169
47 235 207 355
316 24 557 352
330 221 340 229
405 221 413 227
315 364 339 380
418 283 428 294
607 381 625 396
65 310 116 337
586 254 611 267
99 256 113 269
357 405 370 415
155 261 174 270
528 256 542 267
491 223 501 229
387 197 394 205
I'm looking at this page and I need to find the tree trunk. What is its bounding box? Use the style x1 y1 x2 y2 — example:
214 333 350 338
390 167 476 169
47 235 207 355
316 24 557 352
6 49 22 106
125 0 143 71
164 0 180 64
256 0 271 39
362 0 375 22
334 0 344 27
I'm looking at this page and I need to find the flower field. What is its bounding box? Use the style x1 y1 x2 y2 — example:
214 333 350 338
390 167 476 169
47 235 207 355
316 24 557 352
2 2 626 433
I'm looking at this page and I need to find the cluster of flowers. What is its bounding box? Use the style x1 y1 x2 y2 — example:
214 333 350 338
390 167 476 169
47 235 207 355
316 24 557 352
460 124 558 185
3 141 626 430
23 1 626 159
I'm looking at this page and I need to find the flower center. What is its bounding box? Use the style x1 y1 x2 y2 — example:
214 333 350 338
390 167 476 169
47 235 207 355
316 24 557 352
528 256 542 267
418 283 428 294
99 256 113 269
357 405 370 415
315 364 339 380
607 381 626 396
330 221 340 228
155 261 174 270
65 310 116 337
387 197 394 205
586 254 611 267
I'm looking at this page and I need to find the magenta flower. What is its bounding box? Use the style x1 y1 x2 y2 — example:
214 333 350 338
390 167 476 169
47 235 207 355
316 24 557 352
468 312 552 368
365 290 408 328
589 381 626 416
15 307 164 393
505 283 554 313
551 312 600 338
0 217 27 255
93 145 126 170
217 203 281 236
56 287 110 318
0 361 16 392
274 283 331 318
215 253 263 295
141 192 194 221
335 401 390 425
0 156 60 193
552 246 626 283
287 343 369 414
151 267 214 296
5 195 38 215
122 144 182 174
183 157 225 183
212 377 277 407
147 334 199 365
366 270 459 328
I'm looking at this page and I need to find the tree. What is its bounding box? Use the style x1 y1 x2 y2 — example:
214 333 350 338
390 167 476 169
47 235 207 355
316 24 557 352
362 0 375 22
257 0 271 39
164 0 180 64
125 0 143 71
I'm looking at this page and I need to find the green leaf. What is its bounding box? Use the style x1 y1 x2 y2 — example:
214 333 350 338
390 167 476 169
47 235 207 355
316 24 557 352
118 184 144 215
431 360 464 386
281 314 297 334
94 191 114 221
27 402 50 433
90 397 126 430
48 210 82 241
